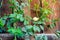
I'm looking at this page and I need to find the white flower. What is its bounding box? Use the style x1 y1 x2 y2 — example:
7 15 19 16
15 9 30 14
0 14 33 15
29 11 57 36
33 17 39 21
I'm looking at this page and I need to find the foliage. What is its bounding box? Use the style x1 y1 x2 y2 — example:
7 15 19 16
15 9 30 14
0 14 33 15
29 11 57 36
55 31 60 38
22 25 40 36
28 0 32 3
0 16 7 33
8 27 24 37
32 0 57 30
0 18 5 27
0 0 60 40
35 34 48 40
7 0 26 40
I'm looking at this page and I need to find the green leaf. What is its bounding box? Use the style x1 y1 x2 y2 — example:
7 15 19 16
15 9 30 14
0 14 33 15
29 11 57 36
33 25 40 32
25 25 33 30
25 25 33 35
35 34 48 40
50 23 55 28
22 27 26 32
9 6 15 8
40 25 44 31
7 21 11 28
43 0 49 6
28 32 33 35
0 19 6 27
43 9 51 15
8 27 24 37
56 31 60 34
14 1 19 7
43 35 48 40
8 0 16 4
9 13 17 18
28 0 32 3
24 20 29 25
55 31 60 38
38 21 45 25
20 16 24 22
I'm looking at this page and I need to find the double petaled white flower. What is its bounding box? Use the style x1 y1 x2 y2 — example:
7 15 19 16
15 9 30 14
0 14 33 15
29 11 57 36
33 17 39 21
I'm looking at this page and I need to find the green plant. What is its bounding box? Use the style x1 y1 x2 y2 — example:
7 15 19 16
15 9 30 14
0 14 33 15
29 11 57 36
7 0 25 40
35 34 48 40
0 16 7 33
0 0 60 40
7 0 33 40
8 27 24 40
7 0 60 40
55 31 60 38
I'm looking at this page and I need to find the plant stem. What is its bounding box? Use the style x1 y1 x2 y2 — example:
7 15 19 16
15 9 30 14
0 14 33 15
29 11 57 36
36 9 39 17
14 23 17 29
14 35 17 40
39 0 42 7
